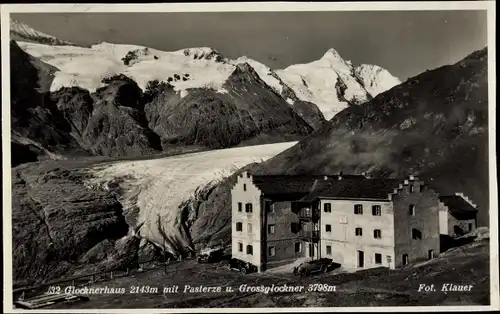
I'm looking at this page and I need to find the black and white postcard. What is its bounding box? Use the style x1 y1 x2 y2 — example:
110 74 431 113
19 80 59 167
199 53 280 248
1 2 498 312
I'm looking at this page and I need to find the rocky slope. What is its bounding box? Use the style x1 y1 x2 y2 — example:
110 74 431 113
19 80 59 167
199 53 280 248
11 160 133 287
10 39 323 163
10 40 91 166
10 41 163 164
143 63 313 149
257 47 490 226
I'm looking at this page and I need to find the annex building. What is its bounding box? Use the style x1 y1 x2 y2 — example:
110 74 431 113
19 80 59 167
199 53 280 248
230 172 478 272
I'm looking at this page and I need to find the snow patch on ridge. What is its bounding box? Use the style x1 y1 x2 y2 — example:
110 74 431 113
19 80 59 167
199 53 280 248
17 41 236 94
355 64 401 97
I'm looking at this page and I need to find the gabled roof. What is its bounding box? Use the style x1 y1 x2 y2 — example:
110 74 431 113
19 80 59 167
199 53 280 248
439 195 478 219
299 178 401 202
251 175 363 196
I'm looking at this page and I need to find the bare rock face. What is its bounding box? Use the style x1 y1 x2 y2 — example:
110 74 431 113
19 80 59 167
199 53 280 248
10 40 91 163
82 75 162 157
50 87 94 141
12 162 132 287
291 100 327 131
144 63 314 149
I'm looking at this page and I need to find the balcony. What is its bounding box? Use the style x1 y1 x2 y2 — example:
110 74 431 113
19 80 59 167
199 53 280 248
297 208 320 221
299 230 320 242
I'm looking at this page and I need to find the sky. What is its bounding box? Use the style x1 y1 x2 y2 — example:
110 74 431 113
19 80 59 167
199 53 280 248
12 10 488 80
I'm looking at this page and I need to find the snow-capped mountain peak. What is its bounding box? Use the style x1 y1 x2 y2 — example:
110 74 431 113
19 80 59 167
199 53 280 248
321 48 345 62
11 19 401 121
275 48 401 120
10 18 76 46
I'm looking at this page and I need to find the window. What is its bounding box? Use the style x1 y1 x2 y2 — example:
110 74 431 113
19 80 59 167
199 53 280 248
325 224 332 232
268 224 275 234
246 245 253 255
411 228 422 240
409 204 415 216
428 249 434 259
291 222 299 233
237 202 242 212
355 227 363 236
354 204 363 215
238 242 243 252
410 185 415 193
236 222 243 232
375 253 382 264
324 203 332 213
247 223 253 233
295 242 302 253
269 246 276 257
245 203 253 213
468 223 473 232
374 229 382 239
419 185 424 192
402 254 409 266
372 205 381 216
326 246 332 255
243 184 247 191
265 201 274 214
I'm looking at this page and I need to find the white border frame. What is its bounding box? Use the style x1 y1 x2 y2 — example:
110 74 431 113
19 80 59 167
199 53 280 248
1 2 498 313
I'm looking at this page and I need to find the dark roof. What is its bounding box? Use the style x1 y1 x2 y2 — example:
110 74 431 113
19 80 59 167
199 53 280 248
251 175 363 196
439 195 478 219
300 178 401 201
